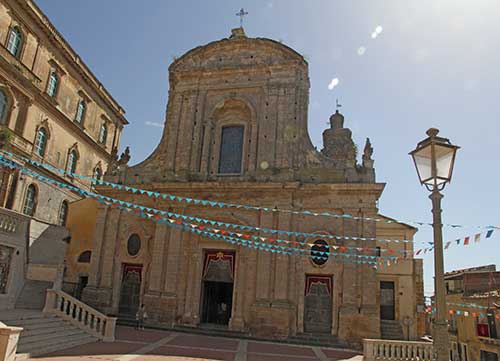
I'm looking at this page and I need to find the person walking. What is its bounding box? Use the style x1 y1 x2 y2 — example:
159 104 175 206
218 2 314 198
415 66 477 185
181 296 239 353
135 304 148 330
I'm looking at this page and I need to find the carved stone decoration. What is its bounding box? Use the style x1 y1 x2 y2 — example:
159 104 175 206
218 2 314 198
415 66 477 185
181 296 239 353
362 137 374 169
118 146 131 165
321 110 356 168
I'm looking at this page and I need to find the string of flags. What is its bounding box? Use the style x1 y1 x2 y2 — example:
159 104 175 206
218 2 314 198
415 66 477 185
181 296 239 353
97 197 389 267
0 156 495 262
0 155 416 245
2 150 497 232
0 157 397 267
425 307 500 319
414 229 495 256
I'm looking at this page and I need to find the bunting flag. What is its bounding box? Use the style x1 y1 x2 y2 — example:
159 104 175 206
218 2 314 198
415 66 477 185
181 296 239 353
1 150 497 232
0 158 401 266
0 156 420 246
413 229 495 256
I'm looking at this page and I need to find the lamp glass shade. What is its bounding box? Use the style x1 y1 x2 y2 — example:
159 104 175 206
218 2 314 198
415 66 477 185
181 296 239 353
412 142 457 185
412 145 433 184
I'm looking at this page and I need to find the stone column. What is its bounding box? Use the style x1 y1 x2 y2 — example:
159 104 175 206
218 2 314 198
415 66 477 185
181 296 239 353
255 212 272 301
190 248 202 326
229 247 246 331
87 204 108 288
147 223 168 294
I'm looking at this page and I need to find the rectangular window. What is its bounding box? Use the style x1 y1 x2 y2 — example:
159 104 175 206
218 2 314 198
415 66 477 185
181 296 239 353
218 126 244 174
480 351 498 361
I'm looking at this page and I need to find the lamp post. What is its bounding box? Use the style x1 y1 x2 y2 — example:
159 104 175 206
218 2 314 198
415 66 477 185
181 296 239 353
410 128 460 361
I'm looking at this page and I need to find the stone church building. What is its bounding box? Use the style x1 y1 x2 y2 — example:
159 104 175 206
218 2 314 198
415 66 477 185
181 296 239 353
64 27 425 347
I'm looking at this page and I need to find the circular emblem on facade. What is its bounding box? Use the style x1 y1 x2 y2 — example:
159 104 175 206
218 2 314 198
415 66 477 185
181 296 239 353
127 234 141 256
260 161 269 170
311 239 329 266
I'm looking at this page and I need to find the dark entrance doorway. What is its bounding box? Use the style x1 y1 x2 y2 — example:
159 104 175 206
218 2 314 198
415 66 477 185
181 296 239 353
201 281 233 325
74 276 88 300
304 275 333 334
200 251 235 326
380 281 395 320
118 264 142 317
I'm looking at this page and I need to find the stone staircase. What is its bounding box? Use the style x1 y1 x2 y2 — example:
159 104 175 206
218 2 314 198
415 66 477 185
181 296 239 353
380 319 405 340
0 309 97 359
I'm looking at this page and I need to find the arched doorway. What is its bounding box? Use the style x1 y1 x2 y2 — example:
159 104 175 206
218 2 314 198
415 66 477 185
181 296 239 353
200 251 235 326
118 264 142 317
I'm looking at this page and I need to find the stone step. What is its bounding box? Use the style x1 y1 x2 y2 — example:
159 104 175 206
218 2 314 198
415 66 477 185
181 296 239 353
0 310 56 322
15 335 97 360
6 316 63 327
21 323 81 340
12 319 67 332
18 331 95 354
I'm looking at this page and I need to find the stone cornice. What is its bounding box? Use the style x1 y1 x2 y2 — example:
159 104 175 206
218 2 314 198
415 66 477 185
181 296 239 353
98 181 386 197
10 0 128 125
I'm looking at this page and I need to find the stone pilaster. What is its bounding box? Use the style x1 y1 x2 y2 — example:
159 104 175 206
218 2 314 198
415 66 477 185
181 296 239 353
147 223 168 293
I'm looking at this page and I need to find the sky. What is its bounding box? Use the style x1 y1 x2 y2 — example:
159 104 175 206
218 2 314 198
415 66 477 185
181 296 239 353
36 0 500 295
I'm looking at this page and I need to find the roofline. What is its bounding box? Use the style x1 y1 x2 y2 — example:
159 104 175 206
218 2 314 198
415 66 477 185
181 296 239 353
377 214 418 231
169 30 308 73
23 0 128 125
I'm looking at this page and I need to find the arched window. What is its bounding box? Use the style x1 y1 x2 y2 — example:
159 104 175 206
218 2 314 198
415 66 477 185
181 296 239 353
0 90 8 124
77 250 91 263
58 200 69 226
66 149 77 174
93 166 102 181
218 125 244 174
311 239 330 266
47 72 58 97
34 127 48 157
127 234 141 256
22 184 37 216
6 27 22 58
99 123 107 144
75 100 86 123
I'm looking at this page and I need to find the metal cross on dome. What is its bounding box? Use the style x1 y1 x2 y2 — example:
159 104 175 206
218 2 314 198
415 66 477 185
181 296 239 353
336 98 342 110
236 8 248 27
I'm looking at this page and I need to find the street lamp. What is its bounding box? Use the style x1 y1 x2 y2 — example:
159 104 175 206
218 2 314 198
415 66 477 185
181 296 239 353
410 128 460 361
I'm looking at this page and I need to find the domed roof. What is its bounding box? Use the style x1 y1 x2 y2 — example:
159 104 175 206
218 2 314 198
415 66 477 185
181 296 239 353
169 27 307 73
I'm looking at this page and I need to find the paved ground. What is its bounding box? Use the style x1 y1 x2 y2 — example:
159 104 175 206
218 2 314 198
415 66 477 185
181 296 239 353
25 326 362 361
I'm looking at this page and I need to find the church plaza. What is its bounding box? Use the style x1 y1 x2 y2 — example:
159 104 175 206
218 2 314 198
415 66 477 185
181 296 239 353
22 325 361 361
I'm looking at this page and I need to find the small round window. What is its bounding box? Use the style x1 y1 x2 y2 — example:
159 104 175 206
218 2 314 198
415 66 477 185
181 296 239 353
311 239 329 266
127 234 141 256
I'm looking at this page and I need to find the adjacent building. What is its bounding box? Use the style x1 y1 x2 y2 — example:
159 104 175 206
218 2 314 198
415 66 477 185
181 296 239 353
444 265 500 361
0 0 127 310
64 27 425 348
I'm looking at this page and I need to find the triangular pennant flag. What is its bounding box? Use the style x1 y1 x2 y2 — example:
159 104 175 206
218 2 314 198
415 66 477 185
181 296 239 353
474 233 480 243
463 236 470 245
444 241 451 249
455 239 460 245
486 229 494 238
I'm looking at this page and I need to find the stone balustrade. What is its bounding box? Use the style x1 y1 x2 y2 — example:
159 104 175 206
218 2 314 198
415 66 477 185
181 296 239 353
43 289 116 342
363 338 435 361
0 209 26 235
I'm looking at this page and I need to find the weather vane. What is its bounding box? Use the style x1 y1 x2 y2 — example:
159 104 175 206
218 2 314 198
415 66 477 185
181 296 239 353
336 98 342 110
236 8 248 28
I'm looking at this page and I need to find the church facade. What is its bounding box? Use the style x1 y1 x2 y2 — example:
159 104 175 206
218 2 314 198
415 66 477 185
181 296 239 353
64 28 425 347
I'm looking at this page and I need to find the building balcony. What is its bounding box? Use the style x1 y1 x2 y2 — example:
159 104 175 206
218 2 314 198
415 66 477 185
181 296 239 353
363 338 435 361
